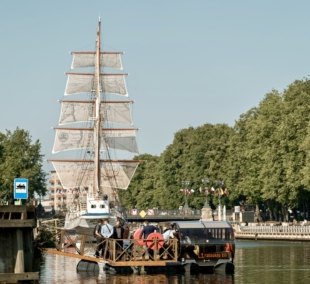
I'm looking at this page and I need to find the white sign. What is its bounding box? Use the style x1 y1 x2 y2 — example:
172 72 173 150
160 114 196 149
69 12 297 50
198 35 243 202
14 178 28 199
147 209 154 215
16 182 27 193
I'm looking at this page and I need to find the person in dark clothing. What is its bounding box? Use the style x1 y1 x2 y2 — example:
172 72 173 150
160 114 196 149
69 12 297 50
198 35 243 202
139 221 159 239
113 220 125 251
123 226 130 239
94 219 103 258
139 221 159 259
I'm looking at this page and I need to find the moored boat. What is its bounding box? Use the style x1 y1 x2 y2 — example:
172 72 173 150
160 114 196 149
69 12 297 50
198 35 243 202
173 220 235 273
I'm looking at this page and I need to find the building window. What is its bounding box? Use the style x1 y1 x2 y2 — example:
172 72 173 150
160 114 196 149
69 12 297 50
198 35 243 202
91 205 96 209
100 205 105 208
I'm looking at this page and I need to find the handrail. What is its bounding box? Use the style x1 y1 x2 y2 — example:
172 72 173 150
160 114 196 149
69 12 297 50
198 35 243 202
240 225 310 233
52 228 179 263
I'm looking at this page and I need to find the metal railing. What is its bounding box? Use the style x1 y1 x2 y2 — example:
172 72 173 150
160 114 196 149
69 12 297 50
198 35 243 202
125 208 202 218
240 225 310 233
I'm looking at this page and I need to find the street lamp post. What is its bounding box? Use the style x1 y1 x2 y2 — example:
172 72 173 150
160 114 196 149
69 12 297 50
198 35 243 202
181 180 191 209
215 180 224 220
201 178 211 208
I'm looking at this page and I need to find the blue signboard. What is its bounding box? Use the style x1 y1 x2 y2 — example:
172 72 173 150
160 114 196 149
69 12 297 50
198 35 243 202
14 178 28 199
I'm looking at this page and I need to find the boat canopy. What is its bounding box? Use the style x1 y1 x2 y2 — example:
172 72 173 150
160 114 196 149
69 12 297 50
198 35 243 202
175 221 232 229
174 221 235 245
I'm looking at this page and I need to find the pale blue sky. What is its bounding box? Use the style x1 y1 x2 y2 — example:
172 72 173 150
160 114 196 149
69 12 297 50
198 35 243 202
1 1 310 175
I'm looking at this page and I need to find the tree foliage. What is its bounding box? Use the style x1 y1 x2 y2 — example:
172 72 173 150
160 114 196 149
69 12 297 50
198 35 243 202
0 128 47 199
118 78 310 218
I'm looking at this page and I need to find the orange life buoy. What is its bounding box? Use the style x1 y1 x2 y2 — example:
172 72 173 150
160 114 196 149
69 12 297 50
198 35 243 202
146 232 164 250
134 229 145 246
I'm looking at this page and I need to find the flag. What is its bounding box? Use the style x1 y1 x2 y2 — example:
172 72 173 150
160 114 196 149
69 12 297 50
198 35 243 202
205 188 209 195
211 187 216 195
199 187 202 193
224 188 229 196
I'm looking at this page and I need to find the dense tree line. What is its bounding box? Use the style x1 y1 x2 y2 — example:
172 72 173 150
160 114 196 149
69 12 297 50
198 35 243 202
0 128 47 202
119 78 310 221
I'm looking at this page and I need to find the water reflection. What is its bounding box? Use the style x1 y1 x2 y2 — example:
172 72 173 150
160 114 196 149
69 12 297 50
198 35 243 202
39 240 310 284
40 254 234 284
234 240 310 284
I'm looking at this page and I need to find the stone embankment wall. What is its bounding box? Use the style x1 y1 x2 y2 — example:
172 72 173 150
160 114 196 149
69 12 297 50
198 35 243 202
234 223 310 241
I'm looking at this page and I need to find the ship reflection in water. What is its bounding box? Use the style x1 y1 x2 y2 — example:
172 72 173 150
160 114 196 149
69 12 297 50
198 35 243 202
39 240 310 284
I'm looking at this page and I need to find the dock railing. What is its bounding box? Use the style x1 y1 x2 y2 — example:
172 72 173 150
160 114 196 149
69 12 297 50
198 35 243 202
51 229 179 265
240 224 310 233
126 208 201 217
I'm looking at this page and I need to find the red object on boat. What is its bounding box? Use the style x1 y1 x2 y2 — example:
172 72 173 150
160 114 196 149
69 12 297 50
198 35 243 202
134 229 145 246
146 232 164 250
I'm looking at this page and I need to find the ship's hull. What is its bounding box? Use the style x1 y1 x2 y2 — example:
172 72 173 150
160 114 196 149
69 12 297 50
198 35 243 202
65 214 117 230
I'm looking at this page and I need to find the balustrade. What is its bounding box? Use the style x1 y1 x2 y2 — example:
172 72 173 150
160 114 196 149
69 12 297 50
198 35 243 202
240 225 310 234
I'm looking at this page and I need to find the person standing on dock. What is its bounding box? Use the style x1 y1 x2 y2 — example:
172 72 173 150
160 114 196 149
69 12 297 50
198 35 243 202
139 221 159 240
101 219 114 258
139 221 159 259
94 219 103 258
113 220 124 252
101 219 114 238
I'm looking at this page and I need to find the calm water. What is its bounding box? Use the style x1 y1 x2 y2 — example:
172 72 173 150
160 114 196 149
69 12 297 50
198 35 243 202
39 240 310 284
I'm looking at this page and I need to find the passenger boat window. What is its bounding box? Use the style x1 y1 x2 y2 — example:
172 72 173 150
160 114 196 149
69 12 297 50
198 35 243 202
91 205 96 208
178 228 234 244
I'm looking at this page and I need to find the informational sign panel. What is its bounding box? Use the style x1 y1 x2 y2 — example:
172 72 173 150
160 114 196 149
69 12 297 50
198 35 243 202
131 209 138 215
147 209 154 215
14 178 28 199
139 210 146 218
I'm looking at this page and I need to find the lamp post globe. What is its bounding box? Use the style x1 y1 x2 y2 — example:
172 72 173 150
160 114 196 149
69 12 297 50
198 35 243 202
201 178 211 208
181 180 191 209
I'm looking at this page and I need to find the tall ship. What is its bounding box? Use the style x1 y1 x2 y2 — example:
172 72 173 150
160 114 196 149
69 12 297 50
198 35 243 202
48 19 142 229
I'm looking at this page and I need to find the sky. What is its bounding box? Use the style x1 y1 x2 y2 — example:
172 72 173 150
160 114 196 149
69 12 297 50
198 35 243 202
1 1 310 176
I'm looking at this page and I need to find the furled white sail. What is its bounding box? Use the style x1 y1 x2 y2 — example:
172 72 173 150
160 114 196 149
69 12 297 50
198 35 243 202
71 53 123 70
65 74 128 96
51 161 139 189
59 101 133 125
53 129 138 153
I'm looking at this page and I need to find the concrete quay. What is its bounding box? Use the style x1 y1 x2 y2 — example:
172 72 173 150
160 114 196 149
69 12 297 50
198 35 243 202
235 223 310 241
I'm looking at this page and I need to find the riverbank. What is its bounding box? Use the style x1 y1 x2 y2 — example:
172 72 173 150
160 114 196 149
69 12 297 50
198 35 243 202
234 223 310 241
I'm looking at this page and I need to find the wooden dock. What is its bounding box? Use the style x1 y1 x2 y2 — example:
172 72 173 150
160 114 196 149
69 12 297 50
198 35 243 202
0 205 39 283
42 227 181 271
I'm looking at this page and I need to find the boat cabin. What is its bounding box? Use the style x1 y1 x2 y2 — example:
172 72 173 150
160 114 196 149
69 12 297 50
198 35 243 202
82 194 110 218
173 220 235 272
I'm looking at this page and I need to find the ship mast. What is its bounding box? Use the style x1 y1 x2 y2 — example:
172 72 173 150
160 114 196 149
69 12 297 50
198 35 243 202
94 18 101 196
49 20 143 197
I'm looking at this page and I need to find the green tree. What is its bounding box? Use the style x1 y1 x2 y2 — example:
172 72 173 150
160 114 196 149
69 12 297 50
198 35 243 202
0 128 47 199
